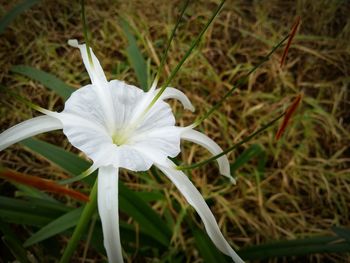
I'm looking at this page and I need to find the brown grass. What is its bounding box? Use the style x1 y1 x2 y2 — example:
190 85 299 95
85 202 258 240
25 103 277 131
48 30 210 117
0 0 349 262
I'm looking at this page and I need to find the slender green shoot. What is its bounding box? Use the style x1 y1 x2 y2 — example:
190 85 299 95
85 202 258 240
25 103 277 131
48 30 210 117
81 0 93 67
1 87 51 115
59 178 98 263
145 0 226 112
150 0 190 89
177 113 285 171
193 34 290 127
58 165 96 185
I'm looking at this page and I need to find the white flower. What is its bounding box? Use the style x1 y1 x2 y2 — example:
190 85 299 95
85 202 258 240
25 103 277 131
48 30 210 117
0 40 243 263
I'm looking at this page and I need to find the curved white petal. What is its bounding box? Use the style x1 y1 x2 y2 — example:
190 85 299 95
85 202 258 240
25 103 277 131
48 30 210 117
156 160 243 263
181 128 235 184
0 115 62 151
157 87 195 112
98 166 123 263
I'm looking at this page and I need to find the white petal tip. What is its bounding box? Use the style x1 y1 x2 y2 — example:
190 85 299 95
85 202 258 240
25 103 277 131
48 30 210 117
68 39 79 48
229 176 237 185
187 105 195 112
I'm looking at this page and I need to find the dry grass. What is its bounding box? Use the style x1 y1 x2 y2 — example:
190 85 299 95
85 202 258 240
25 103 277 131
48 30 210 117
0 0 349 262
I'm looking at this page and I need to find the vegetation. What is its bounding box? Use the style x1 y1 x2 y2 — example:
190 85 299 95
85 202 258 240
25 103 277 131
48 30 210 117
0 0 349 262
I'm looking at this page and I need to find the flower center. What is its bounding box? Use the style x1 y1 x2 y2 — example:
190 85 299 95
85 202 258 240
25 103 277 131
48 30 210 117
111 129 130 146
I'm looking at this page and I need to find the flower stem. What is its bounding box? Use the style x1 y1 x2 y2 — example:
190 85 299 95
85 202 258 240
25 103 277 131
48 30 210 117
151 0 190 89
81 0 93 67
177 113 285 171
59 178 98 263
146 0 226 112
193 34 290 127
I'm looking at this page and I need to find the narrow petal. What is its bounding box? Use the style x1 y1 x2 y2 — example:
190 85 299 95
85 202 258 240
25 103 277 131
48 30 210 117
68 40 116 132
157 87 195 112
0 115 62 151
98 166 123 263
68 39 107 86
181 128 235 184
156 160 244 263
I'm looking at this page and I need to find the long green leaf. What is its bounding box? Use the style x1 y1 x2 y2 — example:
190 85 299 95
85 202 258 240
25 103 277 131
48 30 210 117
230 144 263 175
21 138 172 246
239 235 350 260
120 19 148 91
11 65 75 101
0 222 29 263
24 207 82 247
191 222 230 262
0 0 39 34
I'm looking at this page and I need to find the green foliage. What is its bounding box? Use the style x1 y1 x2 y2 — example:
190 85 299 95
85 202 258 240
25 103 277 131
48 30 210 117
0 0 39 34
11 65 74 101
120 19 149 91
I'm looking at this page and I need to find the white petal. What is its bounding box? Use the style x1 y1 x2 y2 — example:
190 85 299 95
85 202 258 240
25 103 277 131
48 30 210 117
157 87 195 112
156 160 244 263
181 128 235 184
68 40 115 132
0 115 62 151
68 39 107 86
98 166 123 263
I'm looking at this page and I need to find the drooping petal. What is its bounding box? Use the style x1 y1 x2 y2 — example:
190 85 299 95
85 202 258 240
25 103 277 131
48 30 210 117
180 128 235 184
98 166 123 263
157 87 195 112
0 115 62 151
156 159 244 263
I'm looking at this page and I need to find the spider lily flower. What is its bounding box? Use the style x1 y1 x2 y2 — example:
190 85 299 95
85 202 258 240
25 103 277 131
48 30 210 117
0 39 243 263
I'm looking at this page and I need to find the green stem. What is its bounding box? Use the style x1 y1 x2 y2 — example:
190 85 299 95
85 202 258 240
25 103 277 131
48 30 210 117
177 113 285 171
145 0 226 112
193 34 290 127
151 0 190 86
59 178 98 263
81 0 93 66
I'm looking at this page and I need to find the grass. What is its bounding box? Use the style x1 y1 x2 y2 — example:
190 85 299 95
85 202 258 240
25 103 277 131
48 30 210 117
0 0 349 262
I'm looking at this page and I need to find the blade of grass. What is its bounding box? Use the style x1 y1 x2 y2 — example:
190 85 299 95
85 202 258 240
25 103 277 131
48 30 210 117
178 113 284 171
24 207 83 247
239 235 349 260
0 0 39 34
230 144 263 175
120 19 148 91
146 0 226 111
0 222 29 263
11 65 75 101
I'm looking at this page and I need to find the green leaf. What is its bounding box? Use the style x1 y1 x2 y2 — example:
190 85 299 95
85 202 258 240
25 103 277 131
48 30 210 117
230 144 263 175
21 138 172 246
0 0 39 35
120 19 148 91
332 226 350 243
190 219 230 263
239 235 350 260
0 208 52 226
24 207 82 247
11 65 75 101
0 222 29 263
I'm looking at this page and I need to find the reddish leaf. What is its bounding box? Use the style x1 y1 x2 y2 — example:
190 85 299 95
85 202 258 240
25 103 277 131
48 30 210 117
280 16 301 67
276 93 303 140
0 168 89 202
